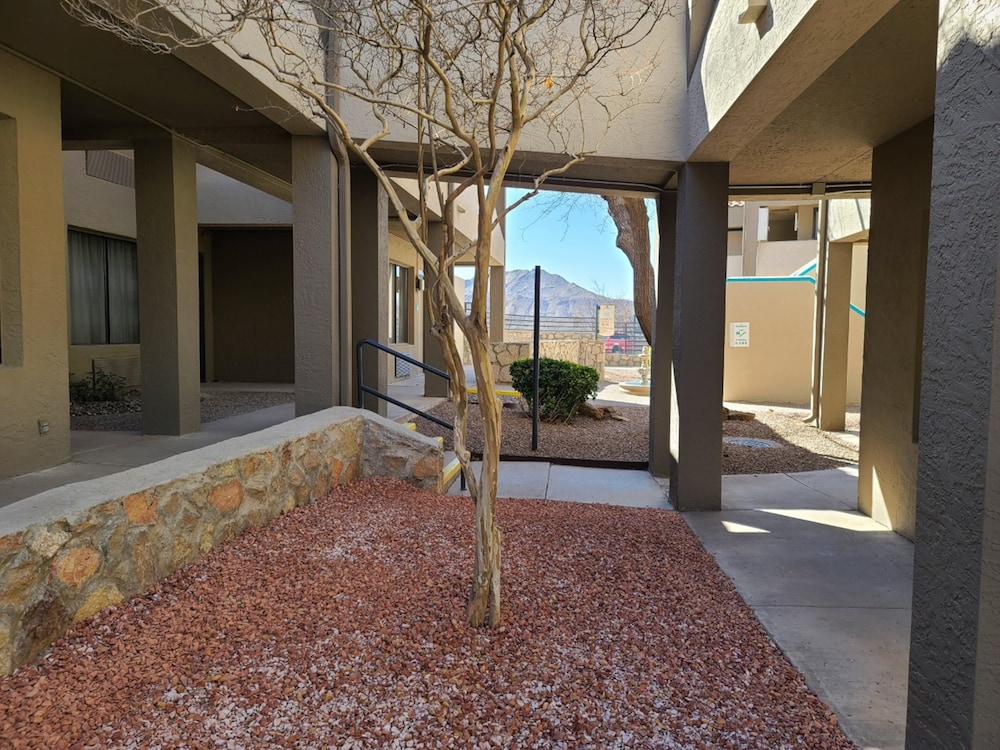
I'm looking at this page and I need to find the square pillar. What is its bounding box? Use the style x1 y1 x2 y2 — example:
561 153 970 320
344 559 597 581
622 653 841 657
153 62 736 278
817 241 853 431
857 120 932 538
669 162 729 510
906 10 1000 747
350 167 388 416
489 265 505 342
740 203 762 276
649 192 676 477
422 222 450 398
134 136 200 435
292 135 342 416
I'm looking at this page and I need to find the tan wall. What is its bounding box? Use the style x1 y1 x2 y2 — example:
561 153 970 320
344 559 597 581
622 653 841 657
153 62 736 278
0 52 71 480
210 230 294 383
62 151 137 239
755 240 818 277
69 344 141 383
724 280 815 404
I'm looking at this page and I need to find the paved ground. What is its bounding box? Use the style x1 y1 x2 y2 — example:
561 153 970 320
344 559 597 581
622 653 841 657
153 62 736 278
686 467 912 750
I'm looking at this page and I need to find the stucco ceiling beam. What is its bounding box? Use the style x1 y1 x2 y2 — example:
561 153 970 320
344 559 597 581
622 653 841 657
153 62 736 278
195 145 292 203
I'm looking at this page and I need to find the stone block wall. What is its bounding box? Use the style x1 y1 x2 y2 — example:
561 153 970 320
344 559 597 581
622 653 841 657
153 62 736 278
502 331 597 343
487 342 532 383
606 353 646 368
487 340 605 383
0 407 441 676
539 340 605 379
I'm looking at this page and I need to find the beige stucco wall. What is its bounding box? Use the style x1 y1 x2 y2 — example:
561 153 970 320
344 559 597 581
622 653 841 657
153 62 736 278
341 14 689 165
197 165 293 226
755 239 818 277
62 151 137 239
724 281 814 404
68 344 141 384
724 276 866 406
0 52 71 480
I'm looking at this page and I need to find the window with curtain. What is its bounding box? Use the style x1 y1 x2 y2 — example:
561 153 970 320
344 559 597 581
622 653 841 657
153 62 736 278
389 263 411 344
68 229 139 345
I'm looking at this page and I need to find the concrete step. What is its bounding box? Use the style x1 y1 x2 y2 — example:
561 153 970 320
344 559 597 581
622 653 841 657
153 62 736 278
442 455 463 491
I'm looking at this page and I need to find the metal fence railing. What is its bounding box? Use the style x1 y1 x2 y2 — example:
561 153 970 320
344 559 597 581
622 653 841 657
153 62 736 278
464 303 650 350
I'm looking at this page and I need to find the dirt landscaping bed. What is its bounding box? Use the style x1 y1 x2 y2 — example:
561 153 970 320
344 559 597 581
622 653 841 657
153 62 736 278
413 400 858 474
0 478 853 749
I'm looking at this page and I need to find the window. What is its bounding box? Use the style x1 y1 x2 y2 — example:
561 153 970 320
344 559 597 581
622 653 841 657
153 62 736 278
68 229 139 345
389 263 411 344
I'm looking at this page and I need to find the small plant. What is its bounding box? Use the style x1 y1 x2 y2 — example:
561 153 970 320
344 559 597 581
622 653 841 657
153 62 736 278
510 358 600 423
69 369 127 403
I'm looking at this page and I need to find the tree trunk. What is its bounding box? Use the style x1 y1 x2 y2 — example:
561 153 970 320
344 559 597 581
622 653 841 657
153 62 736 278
602 195 655 344
463 314 503 626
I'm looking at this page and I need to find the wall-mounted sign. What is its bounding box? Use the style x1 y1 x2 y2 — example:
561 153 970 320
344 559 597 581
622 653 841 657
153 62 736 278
730 321 750 348
597 305 616 337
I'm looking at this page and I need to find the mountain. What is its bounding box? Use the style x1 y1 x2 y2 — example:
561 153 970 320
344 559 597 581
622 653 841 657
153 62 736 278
464 268 634 321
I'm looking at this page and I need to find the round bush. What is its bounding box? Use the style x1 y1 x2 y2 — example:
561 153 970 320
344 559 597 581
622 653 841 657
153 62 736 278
510 357 599 423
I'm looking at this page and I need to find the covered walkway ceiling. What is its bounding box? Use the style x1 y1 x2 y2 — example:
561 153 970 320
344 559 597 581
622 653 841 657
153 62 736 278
4 0 935 199
716 0 937 187
0 0 320 193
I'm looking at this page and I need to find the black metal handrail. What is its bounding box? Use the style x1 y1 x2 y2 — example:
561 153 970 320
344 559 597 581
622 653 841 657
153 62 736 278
355 338 453 430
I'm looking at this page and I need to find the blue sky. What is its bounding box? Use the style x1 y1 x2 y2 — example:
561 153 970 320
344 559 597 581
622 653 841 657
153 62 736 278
456 189 657 300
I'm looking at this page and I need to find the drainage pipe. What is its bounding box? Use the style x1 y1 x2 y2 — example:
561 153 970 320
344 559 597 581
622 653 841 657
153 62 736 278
804 198 830 425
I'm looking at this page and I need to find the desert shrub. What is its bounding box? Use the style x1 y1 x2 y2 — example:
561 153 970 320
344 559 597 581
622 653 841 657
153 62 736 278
69 369 127 403
510 357 599 423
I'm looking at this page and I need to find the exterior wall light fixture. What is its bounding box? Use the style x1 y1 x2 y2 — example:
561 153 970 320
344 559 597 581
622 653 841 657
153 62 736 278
738 0 768 24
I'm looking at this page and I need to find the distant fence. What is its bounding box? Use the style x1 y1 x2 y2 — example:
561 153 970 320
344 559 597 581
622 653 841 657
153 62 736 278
465 304 649 349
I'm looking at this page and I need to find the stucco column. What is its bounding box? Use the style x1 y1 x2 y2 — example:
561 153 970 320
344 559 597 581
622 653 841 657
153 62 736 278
857 121 931 538
669 162 729 510
489 265 505 343
817 242 853 431
906 12 1000 747
422 222 450 398
133 136 200 435
350 167 388 416
649 192 676 477
291 135 341 416
740 202 761 276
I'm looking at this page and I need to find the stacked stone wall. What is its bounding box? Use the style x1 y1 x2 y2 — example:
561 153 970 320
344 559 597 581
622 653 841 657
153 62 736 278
487 340 605 383
0 408 441 676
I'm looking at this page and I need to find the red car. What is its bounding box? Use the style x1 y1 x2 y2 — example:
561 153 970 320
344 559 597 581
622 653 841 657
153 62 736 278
604 333 632 354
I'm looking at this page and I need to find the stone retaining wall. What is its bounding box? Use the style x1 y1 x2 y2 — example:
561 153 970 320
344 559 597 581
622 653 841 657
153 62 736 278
487 340 605 383
0 407 441 676
502 331 597 342
539 340 604 378
606 353 646 368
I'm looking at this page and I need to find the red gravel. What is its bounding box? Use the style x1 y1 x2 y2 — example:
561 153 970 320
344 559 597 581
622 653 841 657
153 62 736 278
0 478 855 749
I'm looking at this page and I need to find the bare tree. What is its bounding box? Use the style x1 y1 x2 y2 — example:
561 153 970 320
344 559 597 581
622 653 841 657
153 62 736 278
65 0 674 626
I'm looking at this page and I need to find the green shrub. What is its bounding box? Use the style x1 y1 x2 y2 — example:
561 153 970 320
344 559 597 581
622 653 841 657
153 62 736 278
69 369 127 403
510 357 599 423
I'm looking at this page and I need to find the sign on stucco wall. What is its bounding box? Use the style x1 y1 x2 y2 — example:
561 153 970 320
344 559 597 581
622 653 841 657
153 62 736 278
597 305 615 337
730 321 750 347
